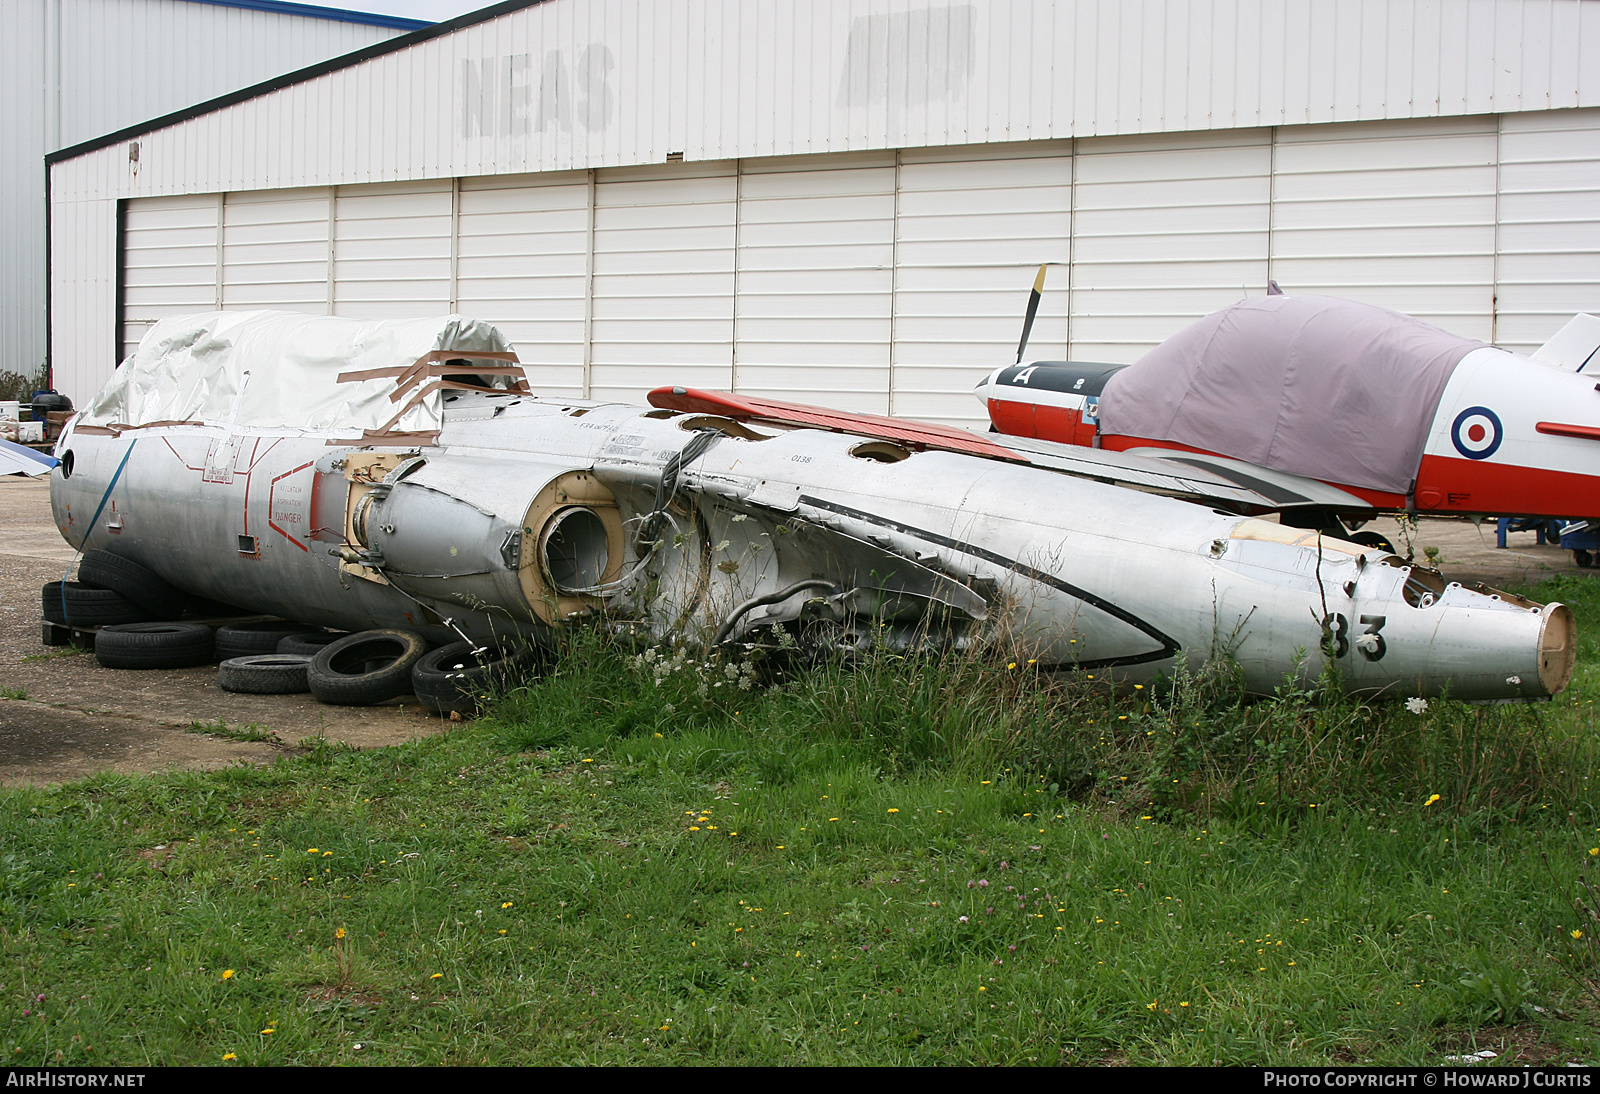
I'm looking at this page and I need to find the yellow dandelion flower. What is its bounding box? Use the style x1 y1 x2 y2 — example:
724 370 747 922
260 1028 275 1035
1147 1000 1158 1011
221 969 234 980
222 1053 236 1060
887 808 899 813
501 902 513 908
335 928 345 939
430 973 443 979
1574 929 1584 940
306 848 318 854
1424 794 1441 807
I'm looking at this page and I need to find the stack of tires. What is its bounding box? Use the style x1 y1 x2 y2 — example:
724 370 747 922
298 632 540 715
47 550 542 713
46 550 216 670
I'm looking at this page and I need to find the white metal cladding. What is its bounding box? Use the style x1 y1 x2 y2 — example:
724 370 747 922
1270 117 1500 340
220 188 332 315
51 0 1600 399
120 194 221 359
4 0 406 378
1068 129 1271 359
891 145 1071 422
589 162 738 403
735 152 895 414
47 0 1600 208
455 172 592 397
1495 111 1600 356
332 181 455 318
103 110 1600 428
1 0 47 379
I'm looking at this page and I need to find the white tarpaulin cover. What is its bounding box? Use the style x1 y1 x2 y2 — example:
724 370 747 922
78 311 520 436
1097 295 1483 495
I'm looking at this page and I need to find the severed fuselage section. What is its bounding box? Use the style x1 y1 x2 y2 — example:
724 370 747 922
51 388 1574 701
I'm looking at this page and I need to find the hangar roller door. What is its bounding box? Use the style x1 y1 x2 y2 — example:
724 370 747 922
116 114 1597 426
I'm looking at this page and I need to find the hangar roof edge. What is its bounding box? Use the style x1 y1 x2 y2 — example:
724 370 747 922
46 0 544 165
185 0 433 32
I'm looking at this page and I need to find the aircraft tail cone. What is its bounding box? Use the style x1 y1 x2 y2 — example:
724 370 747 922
1538 601 1576 697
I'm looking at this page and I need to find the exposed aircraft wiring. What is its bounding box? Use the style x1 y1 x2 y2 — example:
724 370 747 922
558 428 723 598
711 579 842 646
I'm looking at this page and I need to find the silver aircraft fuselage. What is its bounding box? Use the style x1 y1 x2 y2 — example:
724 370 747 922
50 390 1574 700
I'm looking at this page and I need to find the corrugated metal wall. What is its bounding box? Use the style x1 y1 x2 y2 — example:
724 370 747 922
49 0 1600 408
0 0 48 382
50 0 1600 204
1 0 406 380
102 109 1600 426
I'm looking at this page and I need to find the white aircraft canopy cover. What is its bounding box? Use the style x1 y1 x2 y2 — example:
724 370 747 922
1097 295 1483 495
79 311 518 436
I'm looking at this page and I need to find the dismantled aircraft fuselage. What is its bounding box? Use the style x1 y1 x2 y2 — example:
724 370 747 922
52 386 1575 701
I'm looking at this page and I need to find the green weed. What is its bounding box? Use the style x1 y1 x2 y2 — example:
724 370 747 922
0 573 1592 1065
185 720 280 744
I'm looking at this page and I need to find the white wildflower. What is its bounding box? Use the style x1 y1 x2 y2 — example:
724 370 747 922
1405 697 1428 715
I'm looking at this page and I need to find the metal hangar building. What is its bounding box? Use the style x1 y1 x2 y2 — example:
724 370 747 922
46 0 1600 427
7 0 424 388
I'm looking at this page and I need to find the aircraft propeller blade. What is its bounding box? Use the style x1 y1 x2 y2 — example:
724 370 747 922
1015 263 1049 364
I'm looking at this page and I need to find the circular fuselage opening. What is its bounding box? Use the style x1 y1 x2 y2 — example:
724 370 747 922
542 507 610 593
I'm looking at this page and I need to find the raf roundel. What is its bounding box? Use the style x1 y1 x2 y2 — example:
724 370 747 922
1450 406 1503 460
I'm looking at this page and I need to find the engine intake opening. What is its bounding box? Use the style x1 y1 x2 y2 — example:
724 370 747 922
542 507 610 593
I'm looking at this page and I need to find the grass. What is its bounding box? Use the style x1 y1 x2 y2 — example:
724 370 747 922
0 687 26 701
0 574 1597 1065
185 721 281 745
21 649 87 663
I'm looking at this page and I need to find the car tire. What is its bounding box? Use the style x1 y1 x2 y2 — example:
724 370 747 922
411 641 540 715
43 581 147 627
94 623 215 669
276 631 348 657
76 550 185 620
215 621 312 662
218 654 312 694
1575 549 1594 569
308 629 429 706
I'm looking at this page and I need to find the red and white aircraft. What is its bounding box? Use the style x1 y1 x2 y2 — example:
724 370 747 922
974 270 1600 537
